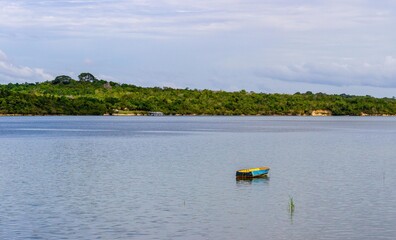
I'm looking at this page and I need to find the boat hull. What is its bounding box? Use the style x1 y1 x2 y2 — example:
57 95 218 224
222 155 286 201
236 167 270 178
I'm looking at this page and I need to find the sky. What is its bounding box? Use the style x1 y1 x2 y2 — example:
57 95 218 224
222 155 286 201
1 0 396 97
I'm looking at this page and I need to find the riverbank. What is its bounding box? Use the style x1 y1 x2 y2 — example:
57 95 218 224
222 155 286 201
2 113 395 117
2 74 396 116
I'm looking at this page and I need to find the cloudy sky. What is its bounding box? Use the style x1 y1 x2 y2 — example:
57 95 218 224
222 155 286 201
1 0 396 97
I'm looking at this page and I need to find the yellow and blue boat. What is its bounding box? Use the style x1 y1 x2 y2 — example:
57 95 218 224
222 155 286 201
236 166 270 178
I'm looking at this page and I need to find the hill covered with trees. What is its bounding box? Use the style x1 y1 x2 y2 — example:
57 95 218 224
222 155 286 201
1 73 396 116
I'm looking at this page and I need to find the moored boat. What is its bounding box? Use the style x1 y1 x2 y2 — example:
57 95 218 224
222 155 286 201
236 166 270 178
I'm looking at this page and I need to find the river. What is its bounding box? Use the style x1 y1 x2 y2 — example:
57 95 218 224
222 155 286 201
0 116 395 239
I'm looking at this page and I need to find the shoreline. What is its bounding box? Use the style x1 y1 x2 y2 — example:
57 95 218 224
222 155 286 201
1 113 395 117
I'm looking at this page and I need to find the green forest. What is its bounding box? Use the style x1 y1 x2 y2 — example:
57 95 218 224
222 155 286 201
1 73 396 116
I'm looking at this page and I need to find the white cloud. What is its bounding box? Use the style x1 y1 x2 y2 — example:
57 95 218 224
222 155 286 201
0 0 394 38
1 1 396 97
254 56 396 88
0 50 8 61
0 50 53 83
83 58 94 65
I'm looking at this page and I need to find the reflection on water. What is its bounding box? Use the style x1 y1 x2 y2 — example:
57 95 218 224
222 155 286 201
288 196 296 224
236 175 270 185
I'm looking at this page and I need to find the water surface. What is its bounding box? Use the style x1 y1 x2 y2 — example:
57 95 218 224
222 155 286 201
0 116 395 239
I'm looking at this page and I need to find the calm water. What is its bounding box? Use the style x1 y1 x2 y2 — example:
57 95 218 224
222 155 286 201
0 116 395 240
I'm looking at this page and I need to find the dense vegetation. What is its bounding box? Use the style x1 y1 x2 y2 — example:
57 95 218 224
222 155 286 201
1 73 396 116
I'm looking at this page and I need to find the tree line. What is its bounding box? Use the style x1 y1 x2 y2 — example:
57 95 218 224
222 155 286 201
1 73 396 116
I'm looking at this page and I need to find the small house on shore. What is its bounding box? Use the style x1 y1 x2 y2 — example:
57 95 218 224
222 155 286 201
148 112 164 116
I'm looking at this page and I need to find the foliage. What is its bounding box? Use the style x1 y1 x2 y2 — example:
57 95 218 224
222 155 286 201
289 196 295 214
78 72 97 82
1 73 396 115
52 75 73 85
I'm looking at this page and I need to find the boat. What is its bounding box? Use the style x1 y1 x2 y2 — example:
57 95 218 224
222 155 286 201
236 166 270 178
